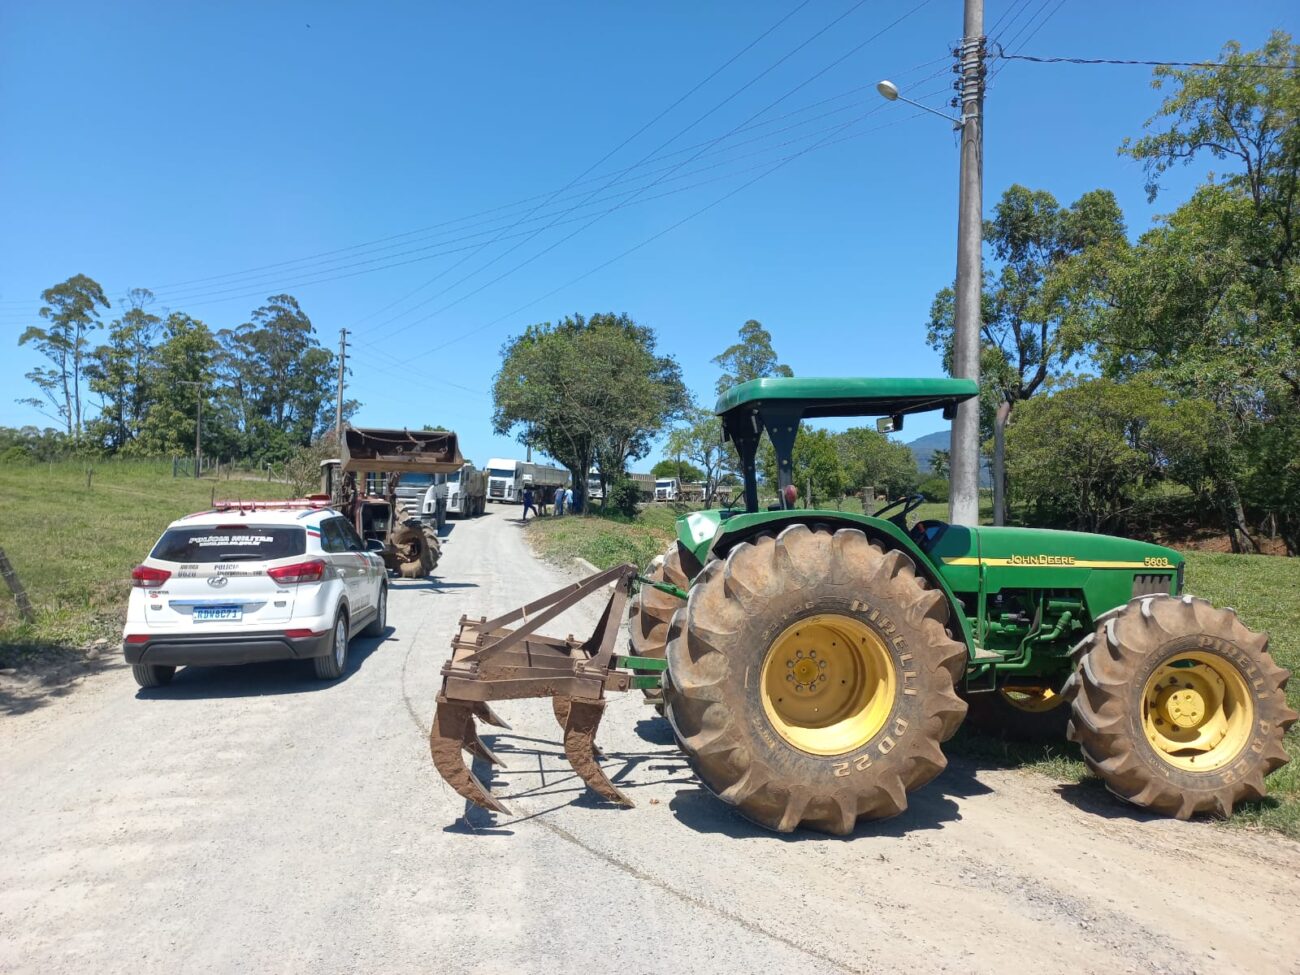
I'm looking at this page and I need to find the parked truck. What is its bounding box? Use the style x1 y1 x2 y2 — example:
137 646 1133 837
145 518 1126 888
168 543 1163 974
485 458 567 503
653 477 680 502
444 462 486 518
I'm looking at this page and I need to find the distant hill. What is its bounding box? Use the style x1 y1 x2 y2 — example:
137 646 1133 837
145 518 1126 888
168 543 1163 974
905 430 992 487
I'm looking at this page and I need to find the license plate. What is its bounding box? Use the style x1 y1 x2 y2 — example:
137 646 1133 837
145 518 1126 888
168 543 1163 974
194 605 241 622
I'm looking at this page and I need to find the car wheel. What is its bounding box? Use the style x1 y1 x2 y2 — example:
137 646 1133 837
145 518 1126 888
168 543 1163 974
313 612 348 680
132 663 176 688
363 585 387 637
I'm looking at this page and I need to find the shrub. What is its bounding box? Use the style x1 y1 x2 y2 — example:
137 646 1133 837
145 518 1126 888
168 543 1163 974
919 476 949 503
604 477 642 518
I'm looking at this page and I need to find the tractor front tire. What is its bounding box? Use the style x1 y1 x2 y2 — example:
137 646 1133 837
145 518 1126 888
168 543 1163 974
1066 594 1296 819
664 524 967 834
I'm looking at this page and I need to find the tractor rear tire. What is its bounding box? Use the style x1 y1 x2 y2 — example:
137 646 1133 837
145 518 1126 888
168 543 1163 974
663 524 967 834
964 685 1070 741
1065 594 1296 819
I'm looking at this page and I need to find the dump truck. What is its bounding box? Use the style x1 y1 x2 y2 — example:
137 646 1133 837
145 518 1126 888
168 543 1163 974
445 462 486 518
430 378 1295 832
323 425 463 578
484 459 568 504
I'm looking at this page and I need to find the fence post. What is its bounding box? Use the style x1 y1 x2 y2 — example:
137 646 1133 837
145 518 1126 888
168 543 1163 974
0 546 35 623
86 467 94 490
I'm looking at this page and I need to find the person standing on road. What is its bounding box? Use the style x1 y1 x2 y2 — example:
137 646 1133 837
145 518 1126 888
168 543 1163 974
538 486 549 517
521 486 537 522
565 485 576 515
555 486 566 516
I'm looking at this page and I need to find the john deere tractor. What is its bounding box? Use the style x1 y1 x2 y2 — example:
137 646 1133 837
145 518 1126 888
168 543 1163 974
431 377 1295 834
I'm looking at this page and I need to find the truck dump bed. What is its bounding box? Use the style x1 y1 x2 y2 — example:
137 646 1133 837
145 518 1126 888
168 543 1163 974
339 427 464 475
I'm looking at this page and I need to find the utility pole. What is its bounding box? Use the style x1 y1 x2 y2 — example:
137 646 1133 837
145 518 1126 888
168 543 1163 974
948 0 986 527
335 327 349 442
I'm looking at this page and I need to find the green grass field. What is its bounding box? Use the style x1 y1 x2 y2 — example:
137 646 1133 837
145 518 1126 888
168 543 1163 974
0 458 291 653
528 504 1300 838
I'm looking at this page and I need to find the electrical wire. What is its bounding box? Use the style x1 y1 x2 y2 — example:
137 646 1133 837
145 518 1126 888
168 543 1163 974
361 82 951 378
353 0 940 351
996 52 1300 70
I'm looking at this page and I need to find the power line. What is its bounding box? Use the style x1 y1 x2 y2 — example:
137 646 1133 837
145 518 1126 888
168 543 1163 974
354 0 940 351
986 0 1034 43
351 0 887 344
996 52 1300 70
384 91 948 371
67 110 914 314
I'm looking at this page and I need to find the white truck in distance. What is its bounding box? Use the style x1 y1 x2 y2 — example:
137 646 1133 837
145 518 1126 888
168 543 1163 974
485 458 567 503
654 477 680 502
444 462 486 518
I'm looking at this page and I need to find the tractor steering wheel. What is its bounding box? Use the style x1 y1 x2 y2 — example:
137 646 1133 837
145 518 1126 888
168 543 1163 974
872 493 925 528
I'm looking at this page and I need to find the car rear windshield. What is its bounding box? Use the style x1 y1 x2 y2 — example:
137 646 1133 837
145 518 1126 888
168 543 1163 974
150 526 306 562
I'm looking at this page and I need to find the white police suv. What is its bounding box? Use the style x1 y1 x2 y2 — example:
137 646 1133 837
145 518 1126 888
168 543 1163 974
123 500 387 688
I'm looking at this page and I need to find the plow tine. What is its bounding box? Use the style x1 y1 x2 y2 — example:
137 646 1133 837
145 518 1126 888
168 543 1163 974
563 699 633 808
552 696 571 731
462 721 508 768
472 702 512 730
429 702 511 815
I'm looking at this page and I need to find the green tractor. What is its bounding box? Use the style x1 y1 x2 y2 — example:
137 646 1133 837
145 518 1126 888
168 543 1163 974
431 377 1295 834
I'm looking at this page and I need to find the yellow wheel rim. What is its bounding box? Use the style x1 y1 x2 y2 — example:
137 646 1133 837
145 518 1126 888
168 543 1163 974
760 614 896 756
999 686 1065 714
1141 652 1254 772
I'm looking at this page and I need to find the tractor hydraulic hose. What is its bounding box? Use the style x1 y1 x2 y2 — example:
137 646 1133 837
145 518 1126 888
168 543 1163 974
637 575 689 601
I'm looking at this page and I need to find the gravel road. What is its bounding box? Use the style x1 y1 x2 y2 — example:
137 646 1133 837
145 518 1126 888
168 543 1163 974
3 505 1299 975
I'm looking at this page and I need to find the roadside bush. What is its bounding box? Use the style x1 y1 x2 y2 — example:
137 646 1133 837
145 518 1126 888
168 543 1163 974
603 477 641 518
919 476 949 503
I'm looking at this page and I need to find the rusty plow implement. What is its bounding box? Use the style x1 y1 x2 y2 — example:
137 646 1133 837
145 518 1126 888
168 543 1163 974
430 563 669 815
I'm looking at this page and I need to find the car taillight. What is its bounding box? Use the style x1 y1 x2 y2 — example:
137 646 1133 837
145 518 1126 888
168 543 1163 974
284 628 324 638
124 633 150 644
131 565 171 588
267 559 327 584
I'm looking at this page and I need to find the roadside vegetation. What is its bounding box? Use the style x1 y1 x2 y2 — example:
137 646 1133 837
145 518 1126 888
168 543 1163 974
0 458 289 656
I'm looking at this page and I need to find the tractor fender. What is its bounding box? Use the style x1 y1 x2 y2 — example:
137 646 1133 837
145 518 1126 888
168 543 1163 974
704 511 976 654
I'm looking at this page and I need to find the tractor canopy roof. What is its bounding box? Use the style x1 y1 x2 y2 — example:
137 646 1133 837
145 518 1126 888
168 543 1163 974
714 376 979 421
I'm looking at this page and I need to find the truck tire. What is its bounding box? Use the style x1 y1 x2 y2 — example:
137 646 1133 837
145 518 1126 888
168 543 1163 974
1066 593 1296 819
132 663 175 688
664 524 967 834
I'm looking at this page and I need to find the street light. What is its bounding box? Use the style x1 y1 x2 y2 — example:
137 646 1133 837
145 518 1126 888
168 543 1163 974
875 80 964 127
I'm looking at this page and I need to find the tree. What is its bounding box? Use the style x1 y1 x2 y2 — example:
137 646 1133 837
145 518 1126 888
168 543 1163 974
929 185 1126 515
493 313 687 512
712 319 793 394
834 427 921 500
1006 377 1216 535
18 274 110 441
131 313 221 458
760 426 846 508
652 458 705 482
86 288 162 451
664 408 726 505
929 448 950 480
1073 33 1300 551
216 295 338 460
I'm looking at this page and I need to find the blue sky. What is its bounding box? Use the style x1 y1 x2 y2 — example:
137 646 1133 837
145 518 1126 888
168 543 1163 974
2 1 1295 466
